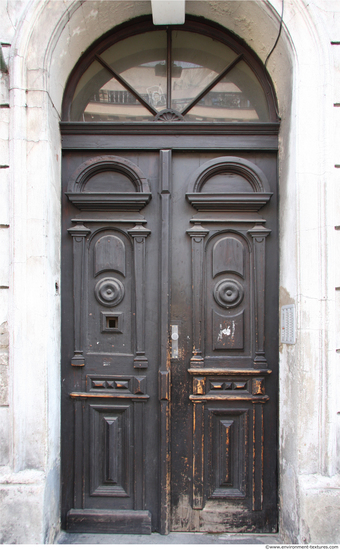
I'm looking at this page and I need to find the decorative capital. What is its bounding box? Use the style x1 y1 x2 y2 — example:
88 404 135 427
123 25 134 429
186 222 209 239
127 223 151 239
247 223 271 239
67 223 91 238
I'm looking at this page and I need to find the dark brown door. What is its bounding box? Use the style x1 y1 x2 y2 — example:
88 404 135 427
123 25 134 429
169 151 278 532
61 145 278 534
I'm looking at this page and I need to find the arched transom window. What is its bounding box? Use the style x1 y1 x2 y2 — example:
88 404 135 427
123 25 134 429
63 18 278 123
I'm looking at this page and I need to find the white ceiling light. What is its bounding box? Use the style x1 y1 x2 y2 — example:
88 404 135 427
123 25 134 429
151 0 185 25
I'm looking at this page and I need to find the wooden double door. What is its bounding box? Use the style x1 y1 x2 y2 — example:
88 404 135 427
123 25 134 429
61 142 278 534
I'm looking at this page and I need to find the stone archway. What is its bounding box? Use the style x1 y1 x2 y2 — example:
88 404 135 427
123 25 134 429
3 0 339 543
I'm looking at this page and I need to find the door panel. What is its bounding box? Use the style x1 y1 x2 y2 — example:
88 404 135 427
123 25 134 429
207 232 250 355
61 151 161 533
170 151 278 532
61 148 278 534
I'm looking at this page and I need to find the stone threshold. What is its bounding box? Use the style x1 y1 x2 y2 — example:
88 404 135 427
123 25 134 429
56 530 283 545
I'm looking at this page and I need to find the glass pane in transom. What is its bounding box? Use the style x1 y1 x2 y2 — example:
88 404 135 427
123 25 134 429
184 60 270 122
70 60 154 121
171 31 238 113
100 31 167 112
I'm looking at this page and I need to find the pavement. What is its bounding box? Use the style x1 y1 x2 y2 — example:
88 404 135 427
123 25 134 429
56 531 283 545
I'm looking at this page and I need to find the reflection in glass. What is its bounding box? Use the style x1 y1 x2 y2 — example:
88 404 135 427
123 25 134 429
84 78 154 121
184 61 270 122
171 31 238 113
70 60 154 121
100 31 167 112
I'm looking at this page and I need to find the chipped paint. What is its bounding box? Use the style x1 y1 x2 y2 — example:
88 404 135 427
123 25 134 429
217 321 236 342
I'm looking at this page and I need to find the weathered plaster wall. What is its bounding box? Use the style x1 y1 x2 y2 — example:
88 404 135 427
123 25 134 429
0 0 339 543
0 1 26 473
0 0 61 542
275 0 340 543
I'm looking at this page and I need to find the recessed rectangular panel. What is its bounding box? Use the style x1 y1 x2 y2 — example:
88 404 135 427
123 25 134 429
219 419 233 486
213 236 244 278
87 230 132 356
90 404 131 497
213 310 244 350
206 408 248 499
94 235 126 277
205 378 251 396
205 229 251 360
105 418 118 483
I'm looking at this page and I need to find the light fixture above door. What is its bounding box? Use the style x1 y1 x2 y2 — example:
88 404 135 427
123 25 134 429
151 0 185 25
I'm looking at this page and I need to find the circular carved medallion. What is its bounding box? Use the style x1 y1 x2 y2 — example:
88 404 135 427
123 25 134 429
95 277 124 307
213 279 244 309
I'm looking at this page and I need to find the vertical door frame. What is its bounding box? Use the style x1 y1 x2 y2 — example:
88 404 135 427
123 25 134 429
159 149 172 534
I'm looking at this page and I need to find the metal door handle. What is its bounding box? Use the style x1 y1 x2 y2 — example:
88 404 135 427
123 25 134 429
171 325 179 359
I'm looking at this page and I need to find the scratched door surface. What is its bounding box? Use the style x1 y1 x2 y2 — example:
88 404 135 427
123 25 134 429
61 148 278 534
170 151 278 532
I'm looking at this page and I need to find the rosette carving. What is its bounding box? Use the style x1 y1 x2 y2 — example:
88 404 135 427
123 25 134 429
95 277 124 307
213 279 244 309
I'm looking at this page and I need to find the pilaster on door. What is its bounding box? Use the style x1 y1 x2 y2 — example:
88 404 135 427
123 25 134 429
127 224 151 369
67 223 91 367
186 223 209 369
247 224 271 368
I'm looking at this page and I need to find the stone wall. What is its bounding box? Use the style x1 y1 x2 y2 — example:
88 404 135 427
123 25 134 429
277 1 340 542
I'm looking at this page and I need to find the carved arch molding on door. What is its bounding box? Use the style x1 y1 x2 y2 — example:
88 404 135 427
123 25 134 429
61 16 279 536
